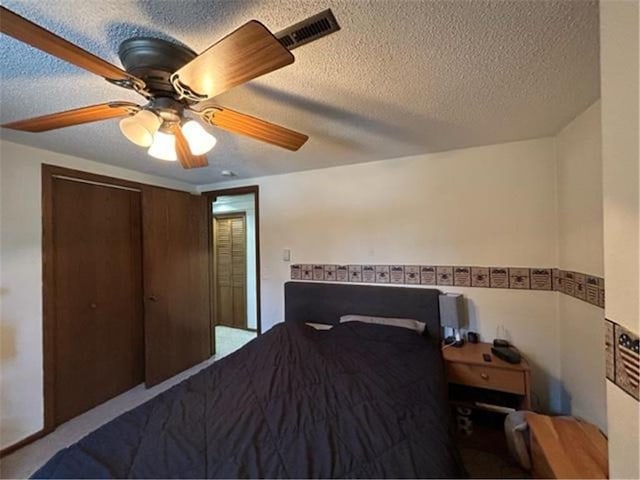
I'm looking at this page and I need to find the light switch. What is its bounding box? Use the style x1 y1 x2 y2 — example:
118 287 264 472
283 249 291 262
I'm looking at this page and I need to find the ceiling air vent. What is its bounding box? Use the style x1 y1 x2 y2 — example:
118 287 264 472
275 9 340 50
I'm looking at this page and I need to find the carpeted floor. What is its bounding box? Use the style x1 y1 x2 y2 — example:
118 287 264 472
214 325 256 358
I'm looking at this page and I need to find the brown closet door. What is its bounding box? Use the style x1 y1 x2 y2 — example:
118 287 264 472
142 187 211 386
52 178 144 425
214 214 247 329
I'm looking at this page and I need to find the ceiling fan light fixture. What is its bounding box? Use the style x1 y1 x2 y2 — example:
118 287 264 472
119 109 161 147
148 130 177 161
1 4 311 170
182 120 217 155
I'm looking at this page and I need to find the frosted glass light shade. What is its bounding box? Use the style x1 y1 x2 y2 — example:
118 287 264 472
119 110 161 147
182 120 217 155
148 131 177 161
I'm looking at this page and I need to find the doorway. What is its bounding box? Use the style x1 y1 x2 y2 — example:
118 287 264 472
209 188 260 357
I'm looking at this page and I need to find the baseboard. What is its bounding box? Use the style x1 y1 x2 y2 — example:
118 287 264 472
0 428 49 459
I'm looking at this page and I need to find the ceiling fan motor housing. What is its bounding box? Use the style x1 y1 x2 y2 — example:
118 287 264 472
149 97 184 128
118 37 197 98
150 97 184 130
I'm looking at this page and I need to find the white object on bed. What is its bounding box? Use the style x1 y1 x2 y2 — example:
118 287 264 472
305 322 334 330
340 315 426 334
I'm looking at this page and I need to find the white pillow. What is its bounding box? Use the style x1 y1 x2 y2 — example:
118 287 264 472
305 322 334 330
339 315 426 334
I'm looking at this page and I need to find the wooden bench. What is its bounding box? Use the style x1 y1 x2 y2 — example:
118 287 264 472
526 412 608 479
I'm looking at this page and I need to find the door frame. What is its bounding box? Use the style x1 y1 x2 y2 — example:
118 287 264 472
41 164 145 431
212 212 249 330
202 185 262 335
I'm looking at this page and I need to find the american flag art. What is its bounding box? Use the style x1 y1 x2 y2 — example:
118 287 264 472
618 333 640 388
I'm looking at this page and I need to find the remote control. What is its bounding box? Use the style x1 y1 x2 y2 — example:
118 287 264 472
491 346 522 364
482 353 492 362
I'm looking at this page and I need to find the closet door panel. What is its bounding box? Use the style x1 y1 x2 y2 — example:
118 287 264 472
94 190 144 397
142 187 211 387
52 178 144 425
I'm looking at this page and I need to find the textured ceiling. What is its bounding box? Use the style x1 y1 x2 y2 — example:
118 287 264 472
0 0 600 185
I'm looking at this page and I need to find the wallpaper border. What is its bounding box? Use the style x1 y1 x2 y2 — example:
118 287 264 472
606 318 640 402
290 264 605 309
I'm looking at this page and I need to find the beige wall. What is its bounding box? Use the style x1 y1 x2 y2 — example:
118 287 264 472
555 101 606 431
556 101 604 276
200 137 564 412
600 0 640 478
0 140 193 449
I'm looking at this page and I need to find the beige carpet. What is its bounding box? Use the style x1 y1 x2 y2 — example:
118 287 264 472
214 325 256 359
0 327 255 479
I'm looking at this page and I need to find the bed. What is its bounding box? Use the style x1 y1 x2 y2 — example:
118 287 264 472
33 282 464 479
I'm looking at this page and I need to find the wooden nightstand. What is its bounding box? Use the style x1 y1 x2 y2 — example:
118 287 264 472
443 342 531 410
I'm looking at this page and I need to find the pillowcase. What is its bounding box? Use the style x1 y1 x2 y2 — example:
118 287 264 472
305 322 334 330
339 315 426 334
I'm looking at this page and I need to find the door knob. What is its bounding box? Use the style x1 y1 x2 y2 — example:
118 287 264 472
90 303 97 309
148 296 158 302
480 373 489 380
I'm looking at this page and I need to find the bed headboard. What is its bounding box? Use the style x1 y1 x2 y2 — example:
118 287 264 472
284 282 442 341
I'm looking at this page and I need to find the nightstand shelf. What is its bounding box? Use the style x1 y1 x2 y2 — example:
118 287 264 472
448 384 523 412
443 342 531 410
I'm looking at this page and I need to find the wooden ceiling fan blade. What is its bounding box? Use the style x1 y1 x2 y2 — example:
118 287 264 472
196 105 308 151
0 6 141 86
171 20 294 101
2 102 140 132
171 125 209 169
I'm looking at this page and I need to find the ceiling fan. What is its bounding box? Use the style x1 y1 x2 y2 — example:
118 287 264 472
0 6 340 169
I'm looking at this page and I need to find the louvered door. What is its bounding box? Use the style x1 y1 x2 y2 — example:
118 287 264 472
214 214 247 329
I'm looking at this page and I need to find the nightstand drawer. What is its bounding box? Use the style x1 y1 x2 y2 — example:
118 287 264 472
446 362 525 395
